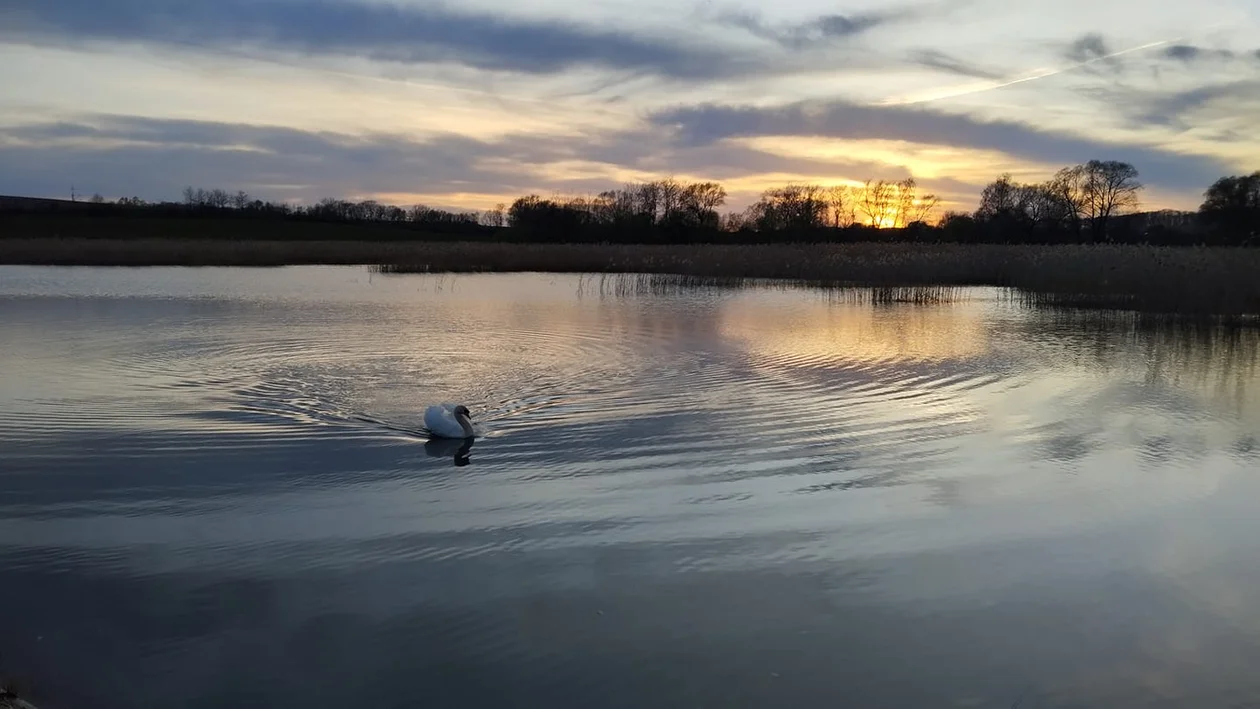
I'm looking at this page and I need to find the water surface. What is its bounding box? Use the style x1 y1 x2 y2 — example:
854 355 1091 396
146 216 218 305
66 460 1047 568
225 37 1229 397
3 266 1260 708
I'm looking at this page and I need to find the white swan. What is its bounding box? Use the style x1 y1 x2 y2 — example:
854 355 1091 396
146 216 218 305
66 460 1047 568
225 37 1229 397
424 403 476 439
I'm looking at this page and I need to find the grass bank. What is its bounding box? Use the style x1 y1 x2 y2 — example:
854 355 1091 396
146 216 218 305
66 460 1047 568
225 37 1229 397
2 238 1258 316
0 676 37 709
0 693 37 709
0 213 473 241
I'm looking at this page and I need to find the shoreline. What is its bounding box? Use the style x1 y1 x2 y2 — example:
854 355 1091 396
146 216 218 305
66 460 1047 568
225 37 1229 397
2 238 1260 316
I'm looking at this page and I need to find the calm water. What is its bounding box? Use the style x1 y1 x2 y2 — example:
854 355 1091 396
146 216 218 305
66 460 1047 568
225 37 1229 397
3 266 1260 708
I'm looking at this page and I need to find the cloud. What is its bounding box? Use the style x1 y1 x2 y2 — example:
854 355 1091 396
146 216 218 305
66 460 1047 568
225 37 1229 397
0 116 524 203
0 114 905 206
639 143 902 184
1162 44 1237 62
712 9 896 50
0 0 747 79
0 86 1244 211
649 100 1233 191
1118 80 1260 130
908 49 1005 80
814 14 888 38
1065 33 1112 63
716 1 975 50
1164 45 1202 61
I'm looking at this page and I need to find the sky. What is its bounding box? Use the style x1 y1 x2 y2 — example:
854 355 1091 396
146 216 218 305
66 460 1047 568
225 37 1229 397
1 0 1258 214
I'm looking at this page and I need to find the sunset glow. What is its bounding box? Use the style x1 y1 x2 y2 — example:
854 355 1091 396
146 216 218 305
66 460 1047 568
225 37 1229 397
1 0 1257 213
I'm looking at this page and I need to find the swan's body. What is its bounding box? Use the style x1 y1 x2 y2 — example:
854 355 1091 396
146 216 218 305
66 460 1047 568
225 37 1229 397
424 403 476 439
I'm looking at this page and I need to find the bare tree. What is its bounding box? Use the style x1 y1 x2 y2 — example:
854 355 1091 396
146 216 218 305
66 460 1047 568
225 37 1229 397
1202 172 1260 213
861 179 895 227
481 203 506 227
409 203 440 223
745 184 828 231
658 178 682 223
721 211 748 232
975 174 1020 222
206 189 231 209
566 195 592 225
635 182 661 225
911 193 941 225
1044 165 1088 236
673 182 726 228
1083 159 1142 240
824 185 855 227
1200 172 1260 239
232 190 250 210
590 191 616 225
686 182 727 212
892 178 919 228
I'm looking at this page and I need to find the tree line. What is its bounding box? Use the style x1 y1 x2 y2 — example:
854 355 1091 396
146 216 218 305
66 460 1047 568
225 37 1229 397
506 177 941 238
6 161 1258 246
953 163 1257 246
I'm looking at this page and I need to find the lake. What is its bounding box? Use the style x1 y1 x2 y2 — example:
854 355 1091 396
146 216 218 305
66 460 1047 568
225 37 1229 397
3 265 1260 708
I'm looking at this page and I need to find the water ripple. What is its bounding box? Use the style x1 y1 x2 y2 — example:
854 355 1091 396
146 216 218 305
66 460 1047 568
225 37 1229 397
6 268 1260 709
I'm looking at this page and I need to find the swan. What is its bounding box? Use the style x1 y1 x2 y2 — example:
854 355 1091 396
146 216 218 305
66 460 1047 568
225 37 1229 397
424 403 476 439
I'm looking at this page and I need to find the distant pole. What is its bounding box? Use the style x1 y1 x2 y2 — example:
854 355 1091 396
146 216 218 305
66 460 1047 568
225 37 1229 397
71 185 76 202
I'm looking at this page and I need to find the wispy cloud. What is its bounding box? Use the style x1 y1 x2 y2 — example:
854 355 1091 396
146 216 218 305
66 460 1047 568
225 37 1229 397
0 116 524 201
718 10 895 48
1065 33 1112 63
0 114 903 205
0 0 748 79
908 50 1006 80
1117 79 1260 130
716 0 975 50
650 99 1232 191
1161 44 1245 62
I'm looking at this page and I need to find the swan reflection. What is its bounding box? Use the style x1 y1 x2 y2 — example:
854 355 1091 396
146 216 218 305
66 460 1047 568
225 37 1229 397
424 436 475 466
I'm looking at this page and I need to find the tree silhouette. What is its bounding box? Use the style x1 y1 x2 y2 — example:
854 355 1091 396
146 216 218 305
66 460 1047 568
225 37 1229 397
15 161 1243 246
861 179 894 227
975 174 1020 222
892 178 917 228
1200 172 1260 242
911 192 941 226
1083 160 1143 240
745 184 829 231
1045 165 1088 237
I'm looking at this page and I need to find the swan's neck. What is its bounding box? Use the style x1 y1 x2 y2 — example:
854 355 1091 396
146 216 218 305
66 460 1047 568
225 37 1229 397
455 414 474 438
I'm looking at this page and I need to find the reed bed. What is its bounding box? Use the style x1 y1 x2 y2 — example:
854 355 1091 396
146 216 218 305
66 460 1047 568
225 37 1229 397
573 273 966 305
0 675 36 709
0 692 36 709
3 238 1260 316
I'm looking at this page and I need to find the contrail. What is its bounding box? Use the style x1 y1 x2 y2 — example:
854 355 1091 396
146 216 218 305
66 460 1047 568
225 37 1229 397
882 26 1228 106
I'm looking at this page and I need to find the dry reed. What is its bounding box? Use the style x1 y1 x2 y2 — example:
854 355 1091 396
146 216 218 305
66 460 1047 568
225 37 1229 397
3 238 1259 316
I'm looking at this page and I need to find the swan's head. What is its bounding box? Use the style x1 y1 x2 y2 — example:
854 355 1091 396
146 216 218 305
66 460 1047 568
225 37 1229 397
453 405 471 419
